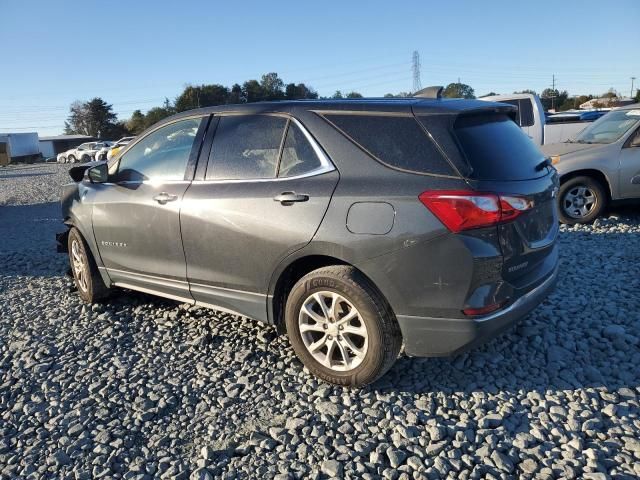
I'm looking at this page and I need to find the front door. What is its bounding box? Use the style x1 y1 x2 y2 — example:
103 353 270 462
91 116 206 301
181 114 339 320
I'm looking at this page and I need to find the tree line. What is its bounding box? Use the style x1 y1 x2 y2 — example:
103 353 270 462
64 73 639 139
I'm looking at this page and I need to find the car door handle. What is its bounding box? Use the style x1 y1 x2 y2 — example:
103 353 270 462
153 192 178 205
273 192 309 205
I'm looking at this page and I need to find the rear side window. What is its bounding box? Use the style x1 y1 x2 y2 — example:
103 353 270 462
278 123 322 178
323 114 455 176
207 115 287 180
454 114 545 181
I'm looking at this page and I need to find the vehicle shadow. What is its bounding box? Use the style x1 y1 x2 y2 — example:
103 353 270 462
374 211 640 397
0 202 67 277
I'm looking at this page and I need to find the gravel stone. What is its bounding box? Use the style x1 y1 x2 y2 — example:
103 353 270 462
1 164 639 478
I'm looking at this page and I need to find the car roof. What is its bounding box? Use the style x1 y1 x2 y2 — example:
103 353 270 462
161 97 515 123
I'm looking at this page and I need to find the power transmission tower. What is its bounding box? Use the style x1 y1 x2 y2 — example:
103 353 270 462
412 51 422 93
631 77 636 99
550 74 557 110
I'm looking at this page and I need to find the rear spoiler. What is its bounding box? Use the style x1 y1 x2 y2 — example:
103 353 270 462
413 86 443 99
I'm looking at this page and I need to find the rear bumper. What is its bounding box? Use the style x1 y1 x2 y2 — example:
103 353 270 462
397 263 558 357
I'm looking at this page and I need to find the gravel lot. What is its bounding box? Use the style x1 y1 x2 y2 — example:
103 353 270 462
1 163 639 480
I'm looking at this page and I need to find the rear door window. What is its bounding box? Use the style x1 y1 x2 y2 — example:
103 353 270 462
206 115 287 180
323 114 456 176
454 114 545 180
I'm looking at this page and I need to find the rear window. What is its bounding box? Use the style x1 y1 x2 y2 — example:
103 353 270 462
323 114 456 176
454 114 545 181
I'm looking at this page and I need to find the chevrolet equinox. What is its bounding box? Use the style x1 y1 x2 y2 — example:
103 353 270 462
57 93 559 387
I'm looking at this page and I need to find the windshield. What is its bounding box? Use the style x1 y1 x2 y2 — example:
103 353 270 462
573 109 640 144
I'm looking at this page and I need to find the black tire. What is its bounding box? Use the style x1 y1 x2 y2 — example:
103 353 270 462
68 227 110 303
285 265 402 387
558 175 607 224
59 156 67 164
81 154 90 162
67 154 76 163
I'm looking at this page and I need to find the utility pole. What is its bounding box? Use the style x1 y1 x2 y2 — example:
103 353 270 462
551 74 556 111
631 77 636 99
412 51 422 93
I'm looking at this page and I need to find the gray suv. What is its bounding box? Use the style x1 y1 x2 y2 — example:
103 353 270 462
57 97 559 387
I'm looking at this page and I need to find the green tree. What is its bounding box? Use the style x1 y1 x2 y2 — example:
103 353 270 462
479 92 498 98
285 83 318 100
635 89 640 102
229 83 243 104
64 97 119 137
143 106 174 129
127 110 146 135
443 83 475 99
345 91 363 98
175 84 229 112
331 90 344 99
514 89 537 95
260 73 285 100
243 79 264 103
540 89 568 111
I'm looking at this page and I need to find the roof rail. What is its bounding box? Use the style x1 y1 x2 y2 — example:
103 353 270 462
413 86 444 99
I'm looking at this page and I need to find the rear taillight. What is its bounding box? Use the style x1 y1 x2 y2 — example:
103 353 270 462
419 190 533 233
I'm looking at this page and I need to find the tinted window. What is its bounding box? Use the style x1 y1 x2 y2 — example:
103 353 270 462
207 115 287 180
324 114 455 175
116 117 201 182
454 114 545 180
278 123 322 177
519 99 534 127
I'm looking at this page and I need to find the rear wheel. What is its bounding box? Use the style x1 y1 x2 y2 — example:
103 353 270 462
558 176 606 224
68 227 110 303
80 154 90 162
285 266 401 387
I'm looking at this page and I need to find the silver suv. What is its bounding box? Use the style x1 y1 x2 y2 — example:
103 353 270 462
57 97 559 386
542 103 640 224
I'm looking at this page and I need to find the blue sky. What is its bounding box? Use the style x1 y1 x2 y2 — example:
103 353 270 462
1 0 638 136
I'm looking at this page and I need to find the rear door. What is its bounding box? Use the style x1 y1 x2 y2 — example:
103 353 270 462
453 113 559 288
181 113 338 320
91 116 207 301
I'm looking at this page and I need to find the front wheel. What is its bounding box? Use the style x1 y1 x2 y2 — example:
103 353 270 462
67 155 76 163
285 266 401 387
68 227 110 303
558 176 606 224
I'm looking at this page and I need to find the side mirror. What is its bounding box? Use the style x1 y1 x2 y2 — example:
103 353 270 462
86 163 109 183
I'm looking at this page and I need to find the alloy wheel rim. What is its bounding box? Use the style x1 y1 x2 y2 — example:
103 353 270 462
298 291 368 371
562 185 596 219
71 239 88 292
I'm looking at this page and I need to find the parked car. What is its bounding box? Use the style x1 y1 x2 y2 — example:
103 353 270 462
542 104 640 224
480 93 597 145
57 142 103 163
57 96 559 387
106 136 135 160
94 141 115 161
